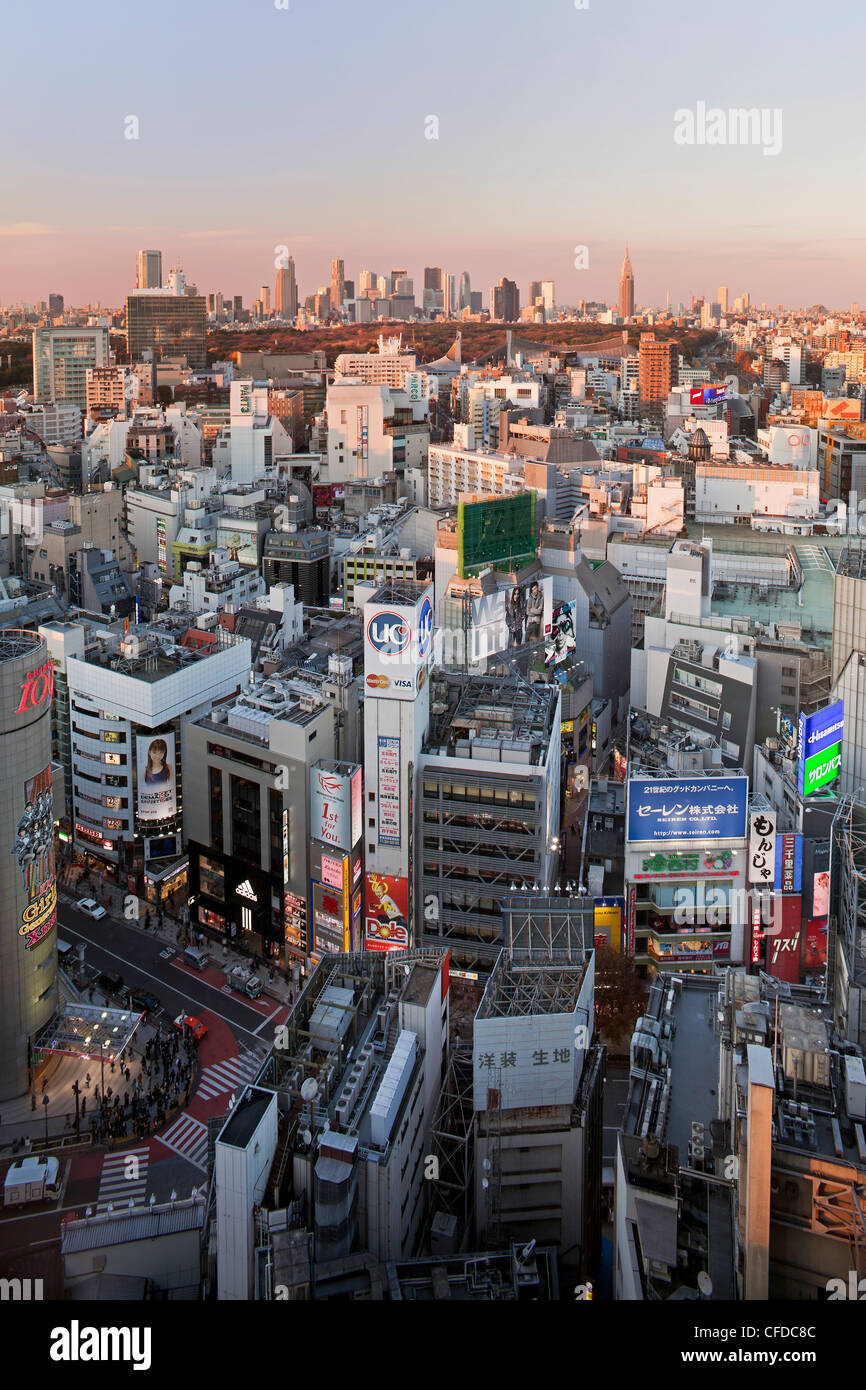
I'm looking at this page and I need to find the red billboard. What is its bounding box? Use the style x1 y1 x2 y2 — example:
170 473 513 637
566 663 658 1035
364 873 409 952
768 895 802 984
805 917 829 970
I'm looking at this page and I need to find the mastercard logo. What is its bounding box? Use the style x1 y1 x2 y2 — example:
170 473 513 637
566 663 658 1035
366 674 390 688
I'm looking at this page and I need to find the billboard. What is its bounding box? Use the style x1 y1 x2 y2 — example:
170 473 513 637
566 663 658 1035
768 895 802 984
310 762 362 851
364 873 409 952
465 576 553 662
137 732 177 822
311 880 347 955
593 896 624 953
797 700 843 797
377 736 401 846
545 600 577 666
456 492 537 577
748 810 777 886
774 833 803 894
156 516 167 573
13 764 57 951
363 583 434 699
823 397 860 420
690 384 728 405
627 777 748 843
812 869 830 918
804 917 829 970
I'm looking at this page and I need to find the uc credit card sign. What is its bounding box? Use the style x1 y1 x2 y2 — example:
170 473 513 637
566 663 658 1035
627 777 748 843
798 700 843 796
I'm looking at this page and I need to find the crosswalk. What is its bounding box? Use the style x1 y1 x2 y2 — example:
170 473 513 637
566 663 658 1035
96 1146 149 1212
156 1113 209 1171
196 1049 264 1101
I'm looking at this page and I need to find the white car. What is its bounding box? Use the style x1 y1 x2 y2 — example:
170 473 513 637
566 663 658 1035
76 897 106 920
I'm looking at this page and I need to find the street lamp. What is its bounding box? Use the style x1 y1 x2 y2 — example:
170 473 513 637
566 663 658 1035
42 1093 49 1147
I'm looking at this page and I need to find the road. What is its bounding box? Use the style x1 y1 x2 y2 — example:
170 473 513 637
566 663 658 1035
58 901 278 1045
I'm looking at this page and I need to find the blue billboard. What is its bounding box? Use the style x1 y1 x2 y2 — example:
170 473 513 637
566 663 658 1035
797 700 844 797
627 777 749 843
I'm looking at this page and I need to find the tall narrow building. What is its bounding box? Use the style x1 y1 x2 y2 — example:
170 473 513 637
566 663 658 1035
618 244 634 319
330 258 345 314
136 249 162 290
275 257 298 320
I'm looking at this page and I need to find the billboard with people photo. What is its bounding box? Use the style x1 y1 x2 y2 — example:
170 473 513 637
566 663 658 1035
137 733 177 822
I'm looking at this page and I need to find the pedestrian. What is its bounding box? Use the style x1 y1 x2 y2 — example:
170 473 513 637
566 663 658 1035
85 1072 91 1090
125 1067 130 1083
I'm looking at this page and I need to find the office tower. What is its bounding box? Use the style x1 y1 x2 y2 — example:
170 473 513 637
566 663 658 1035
259 285 271 316
541 280 555 314
314 288 331 319
233 294 244 319
32 326 109 411
344 279 354 301
0 631 59 1101
718 285 728 313
638 332 676 418
207 292 224 318
136 249 162 290
742 291 750 309
459 272 471 310
489 278 519 322
618 244 635 319
443 273 456 316
330 258 345 312
275 258 297 319
424 267 444 292
470 291 482 313
48 293 64 320
126 289 207 368
359 270 378 297
390 268 407 292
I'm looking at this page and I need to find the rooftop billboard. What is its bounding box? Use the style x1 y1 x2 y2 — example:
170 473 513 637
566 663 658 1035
797 700 843 797
456 493 537 578
626 777 749 844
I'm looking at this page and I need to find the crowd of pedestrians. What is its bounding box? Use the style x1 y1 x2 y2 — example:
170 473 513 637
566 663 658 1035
71 1030 199 1144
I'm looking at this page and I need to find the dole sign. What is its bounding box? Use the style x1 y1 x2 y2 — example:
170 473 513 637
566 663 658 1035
363 583 434 700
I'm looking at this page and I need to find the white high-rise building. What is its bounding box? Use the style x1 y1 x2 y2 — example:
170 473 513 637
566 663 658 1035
32 326 110 411
136 249 162 289
541 280 555 315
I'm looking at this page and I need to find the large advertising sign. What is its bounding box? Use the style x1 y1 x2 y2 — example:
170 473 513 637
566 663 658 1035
823 397 860 420
593 896 624 953
364 584 433 699
456 492 537 577
748 810 777 886
14 765 57 951
311 880 347 955
364 873 409 952
465 576 553 663
797 700 843 797
626 777 748 843
768 895 802 984
774 833 803 894
156 517 167 573
805 917 829 970
690 385 728 405
310 762 362 851
136 732 177 822
377 736 401 846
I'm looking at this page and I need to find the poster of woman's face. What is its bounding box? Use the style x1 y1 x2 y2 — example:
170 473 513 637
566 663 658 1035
137 732 177 821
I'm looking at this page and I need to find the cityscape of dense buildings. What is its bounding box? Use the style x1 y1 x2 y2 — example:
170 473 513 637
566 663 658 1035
1 9 863 1350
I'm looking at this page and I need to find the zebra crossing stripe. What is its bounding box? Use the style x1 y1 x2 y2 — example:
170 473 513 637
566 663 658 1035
96 1148 149 1210
156 1114 208 1171
196 1053 261 1099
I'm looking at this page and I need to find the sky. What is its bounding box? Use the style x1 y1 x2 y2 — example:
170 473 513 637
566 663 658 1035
2 0 865 311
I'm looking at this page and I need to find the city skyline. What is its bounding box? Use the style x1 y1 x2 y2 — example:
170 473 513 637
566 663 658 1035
2 0 865 307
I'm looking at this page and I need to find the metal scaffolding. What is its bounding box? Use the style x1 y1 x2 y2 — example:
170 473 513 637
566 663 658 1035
831 795 866 1045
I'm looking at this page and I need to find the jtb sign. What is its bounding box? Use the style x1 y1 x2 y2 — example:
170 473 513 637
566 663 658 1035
627 777 748 843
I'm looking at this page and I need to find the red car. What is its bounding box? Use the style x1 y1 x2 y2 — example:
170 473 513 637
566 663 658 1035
173 1014 208 1041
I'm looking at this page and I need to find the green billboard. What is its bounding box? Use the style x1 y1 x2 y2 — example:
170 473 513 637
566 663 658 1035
456 492 537 578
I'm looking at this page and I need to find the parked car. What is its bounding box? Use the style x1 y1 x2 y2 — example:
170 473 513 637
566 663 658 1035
3 1156 60 1206
96 970 124 996
173 1014 208 1041
76 897 106 920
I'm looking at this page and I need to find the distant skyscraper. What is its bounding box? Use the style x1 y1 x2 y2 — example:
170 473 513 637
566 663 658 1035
541 281 555 315
259 285 271 316
390 269 407 294
330 258 345 313
33 326 109 410
444 273 457 316
618 245 634 319
136 249 162 290
233 294 244 320
489 278 519 322
359 270 378 298
424 267 444 292
459 272 471 310
275 259 297 319
717 285 728 313
48 293 64 320
528 280 542 306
